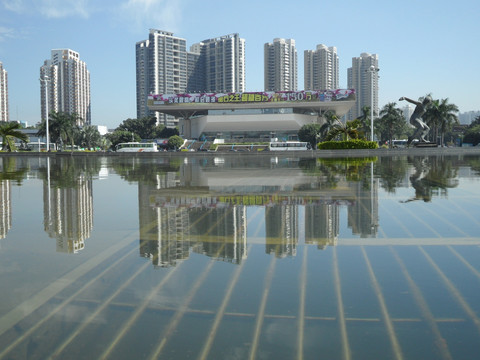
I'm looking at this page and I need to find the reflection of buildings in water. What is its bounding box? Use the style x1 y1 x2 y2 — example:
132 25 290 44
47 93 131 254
138 160 381 266
138 179 247 267
265 205 298 257
138 182 191 268
0 180 11 240
347 180 379 238
43 176 93 253
189 206 247 264
305 203 339 249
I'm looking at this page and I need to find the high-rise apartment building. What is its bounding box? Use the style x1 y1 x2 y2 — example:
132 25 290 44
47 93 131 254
136 29 188 127
40 49 91 126
304 44 339 91
347 52 379 121
264 38 297 91
190 33 246 93
0 62 8 122
137 31 246 126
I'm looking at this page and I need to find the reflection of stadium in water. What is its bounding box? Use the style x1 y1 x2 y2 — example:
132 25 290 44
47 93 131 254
138 158 379 267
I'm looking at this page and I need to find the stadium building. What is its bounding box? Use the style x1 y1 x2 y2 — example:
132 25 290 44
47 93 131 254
148 89 355 140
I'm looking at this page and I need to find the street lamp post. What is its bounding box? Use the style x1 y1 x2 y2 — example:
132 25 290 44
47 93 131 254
40 75 50 151
366 65 379 141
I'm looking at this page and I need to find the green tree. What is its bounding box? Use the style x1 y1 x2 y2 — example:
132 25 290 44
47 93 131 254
356 106 372 140
167 135 184 150
37 111 81 150
298 123 322 148
117 117 165 139
77 126 102 150
376 103 406 147
463 124 480 146
325 118 363 141
0 122 29 151
426 98 459 146
106 130 141 149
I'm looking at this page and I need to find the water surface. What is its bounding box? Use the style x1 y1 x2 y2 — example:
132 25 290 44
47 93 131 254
1 154 480 359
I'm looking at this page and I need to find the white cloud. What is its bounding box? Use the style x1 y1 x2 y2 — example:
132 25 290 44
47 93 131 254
1 0 26 13
118 0 183 33
1 0 91 18
0 26 16 41
37 0 90 18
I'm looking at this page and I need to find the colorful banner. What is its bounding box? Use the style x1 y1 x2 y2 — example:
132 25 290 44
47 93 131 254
148 89 355 106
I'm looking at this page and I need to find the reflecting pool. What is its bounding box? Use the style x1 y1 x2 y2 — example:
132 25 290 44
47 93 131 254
1 153 480 359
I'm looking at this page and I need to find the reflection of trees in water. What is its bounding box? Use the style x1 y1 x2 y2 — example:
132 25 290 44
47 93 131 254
111 157 182 184
0 157 29 184
298 157 375 190
402 156 459 203
464 155 480 176
38 156 101 188
375 157 409 193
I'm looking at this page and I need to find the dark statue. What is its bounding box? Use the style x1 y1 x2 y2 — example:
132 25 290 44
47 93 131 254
399 95 432 145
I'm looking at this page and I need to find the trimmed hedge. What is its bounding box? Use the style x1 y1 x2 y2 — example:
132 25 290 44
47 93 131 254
317 139 378 150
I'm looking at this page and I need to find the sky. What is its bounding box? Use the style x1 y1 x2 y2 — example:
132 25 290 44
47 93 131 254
0 0 478 129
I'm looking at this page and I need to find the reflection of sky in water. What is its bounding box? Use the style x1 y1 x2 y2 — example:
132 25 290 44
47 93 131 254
0 154 480 359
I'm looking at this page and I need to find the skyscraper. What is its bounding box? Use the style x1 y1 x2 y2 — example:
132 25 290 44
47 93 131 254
347 52 379 121
304 44 339 91
0 62 8 122
136 29 188 127
40 49 91 126
264 38 297 91
191 33 246 93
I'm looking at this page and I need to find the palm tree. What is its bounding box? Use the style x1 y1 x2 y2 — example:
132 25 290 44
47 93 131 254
37 111 81 150
432 98 459 146
377 103 405 147
0 122 29 151
325 118 363 141
318 111 340 141
356 106 372 140
78 125 101 150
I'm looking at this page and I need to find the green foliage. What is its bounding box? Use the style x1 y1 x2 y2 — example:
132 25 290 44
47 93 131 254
167 135 184 150
298 123 322 147
375 102 408 146
0 122 29 151
77 125 101 150
36 111 81 149
325 119 364 141
463 124 480 146
117 117 168 139
106 130 141 149
317 139 378 150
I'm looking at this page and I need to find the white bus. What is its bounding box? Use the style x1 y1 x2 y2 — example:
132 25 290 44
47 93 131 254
269 141 311 151
115 142 158 152
26 142 56 151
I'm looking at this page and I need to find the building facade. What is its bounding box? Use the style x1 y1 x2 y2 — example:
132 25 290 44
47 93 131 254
191 33 246 93
0 62 8 122
347 52 379 121
304 44 339 91
136 30 188 127
40 49 91 126
264 38 297 92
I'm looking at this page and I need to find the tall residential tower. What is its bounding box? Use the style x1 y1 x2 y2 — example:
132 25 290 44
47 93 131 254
40 49 91 126
0 62 8 122
264 38 297 92
347 52 379 121
136 29 188 127
304 44 339 91
191 33 246 93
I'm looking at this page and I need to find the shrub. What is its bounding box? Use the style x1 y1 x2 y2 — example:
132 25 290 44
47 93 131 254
317 139 378 150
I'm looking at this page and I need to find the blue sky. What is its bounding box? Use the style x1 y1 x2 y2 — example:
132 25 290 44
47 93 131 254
0 0 478 129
